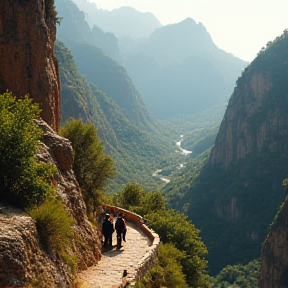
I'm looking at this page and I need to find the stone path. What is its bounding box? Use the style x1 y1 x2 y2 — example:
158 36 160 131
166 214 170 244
75 221 153 288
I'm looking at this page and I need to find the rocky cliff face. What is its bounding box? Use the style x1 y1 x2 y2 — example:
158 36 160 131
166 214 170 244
0 205 73 287
0 0 60 131
259 196 288 288
37 119 102 270
209 71 282 169
0 119 102 287
184 32 288 274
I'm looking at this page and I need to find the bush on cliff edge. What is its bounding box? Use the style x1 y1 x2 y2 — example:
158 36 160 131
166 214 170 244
0 92 76 272
0 92 56 208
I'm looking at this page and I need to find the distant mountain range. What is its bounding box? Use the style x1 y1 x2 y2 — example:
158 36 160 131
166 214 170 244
60 0 248 120
71 0 162 38
120 18 248 119
55 0 175 190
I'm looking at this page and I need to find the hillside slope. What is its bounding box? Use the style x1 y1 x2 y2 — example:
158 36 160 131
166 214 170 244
56 41 175 190
169 30 288 275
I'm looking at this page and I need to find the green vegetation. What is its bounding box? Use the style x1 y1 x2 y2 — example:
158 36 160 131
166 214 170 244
55 40 176 192
163 155 209 212
110 183 208 287
45 0 61 24
112 183 166 216
28 197 76 272
60 118 116 215
166 30 288 275
208 259 260 288
147 210 208 287
0 92 75 271
0 92 56 208
181 125 219 158
137 243 187 288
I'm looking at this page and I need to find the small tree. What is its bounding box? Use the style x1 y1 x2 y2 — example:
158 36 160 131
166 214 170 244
60 118 116 215
0 92 56 208
120 183 145 209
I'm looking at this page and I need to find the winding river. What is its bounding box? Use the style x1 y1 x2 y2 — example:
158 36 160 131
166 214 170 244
152 135 192 183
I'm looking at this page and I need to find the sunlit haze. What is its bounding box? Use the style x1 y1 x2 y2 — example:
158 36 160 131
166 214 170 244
90 0 288 62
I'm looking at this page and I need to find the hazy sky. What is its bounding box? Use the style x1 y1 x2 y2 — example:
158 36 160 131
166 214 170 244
90 0 288 62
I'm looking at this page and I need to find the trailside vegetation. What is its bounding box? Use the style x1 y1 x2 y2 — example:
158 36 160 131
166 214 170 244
137 243 187 288
28 197 76 273
111 183 208 288
60 118 116 216
0 92 56 208
0 92 75 270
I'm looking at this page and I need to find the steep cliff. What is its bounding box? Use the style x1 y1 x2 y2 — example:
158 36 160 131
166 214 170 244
174 31 288 274
259 195 288 288
0 0 60 131
0 119 102 287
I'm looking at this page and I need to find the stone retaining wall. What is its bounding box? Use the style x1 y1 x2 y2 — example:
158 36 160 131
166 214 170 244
103 205 160 285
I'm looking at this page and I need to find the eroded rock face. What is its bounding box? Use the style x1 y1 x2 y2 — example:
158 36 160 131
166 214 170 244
209 72 279 169
259 197 288 288
0 120 102 287
186 34 288 274
36 119 102 271
0 206 73 288
0 0 60 131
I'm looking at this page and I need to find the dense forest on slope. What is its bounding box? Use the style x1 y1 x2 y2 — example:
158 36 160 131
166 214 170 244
56 40 178 191
167 31 288 275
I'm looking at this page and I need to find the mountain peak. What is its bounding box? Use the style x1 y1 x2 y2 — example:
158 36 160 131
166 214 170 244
181 17 197 25
149 17 216 55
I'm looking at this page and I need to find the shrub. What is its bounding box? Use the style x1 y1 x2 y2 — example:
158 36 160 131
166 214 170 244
111 183 166 216
45 0 61 24
28 197 76 271
146 210 208 287
136 243 187 288
0 92 56 208
28 197 74 250
60 118 116 214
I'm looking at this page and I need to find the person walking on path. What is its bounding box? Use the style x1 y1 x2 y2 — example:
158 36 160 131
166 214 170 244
102 213 114 248
115 212 127 248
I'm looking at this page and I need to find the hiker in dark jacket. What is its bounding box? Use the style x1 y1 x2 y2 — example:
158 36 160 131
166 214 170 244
115 212 127 246
102 213 114 247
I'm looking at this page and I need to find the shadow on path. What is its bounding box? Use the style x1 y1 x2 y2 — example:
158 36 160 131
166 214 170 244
103 249 124 258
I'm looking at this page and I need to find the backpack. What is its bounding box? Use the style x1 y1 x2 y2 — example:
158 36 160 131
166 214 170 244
115 217 125 232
